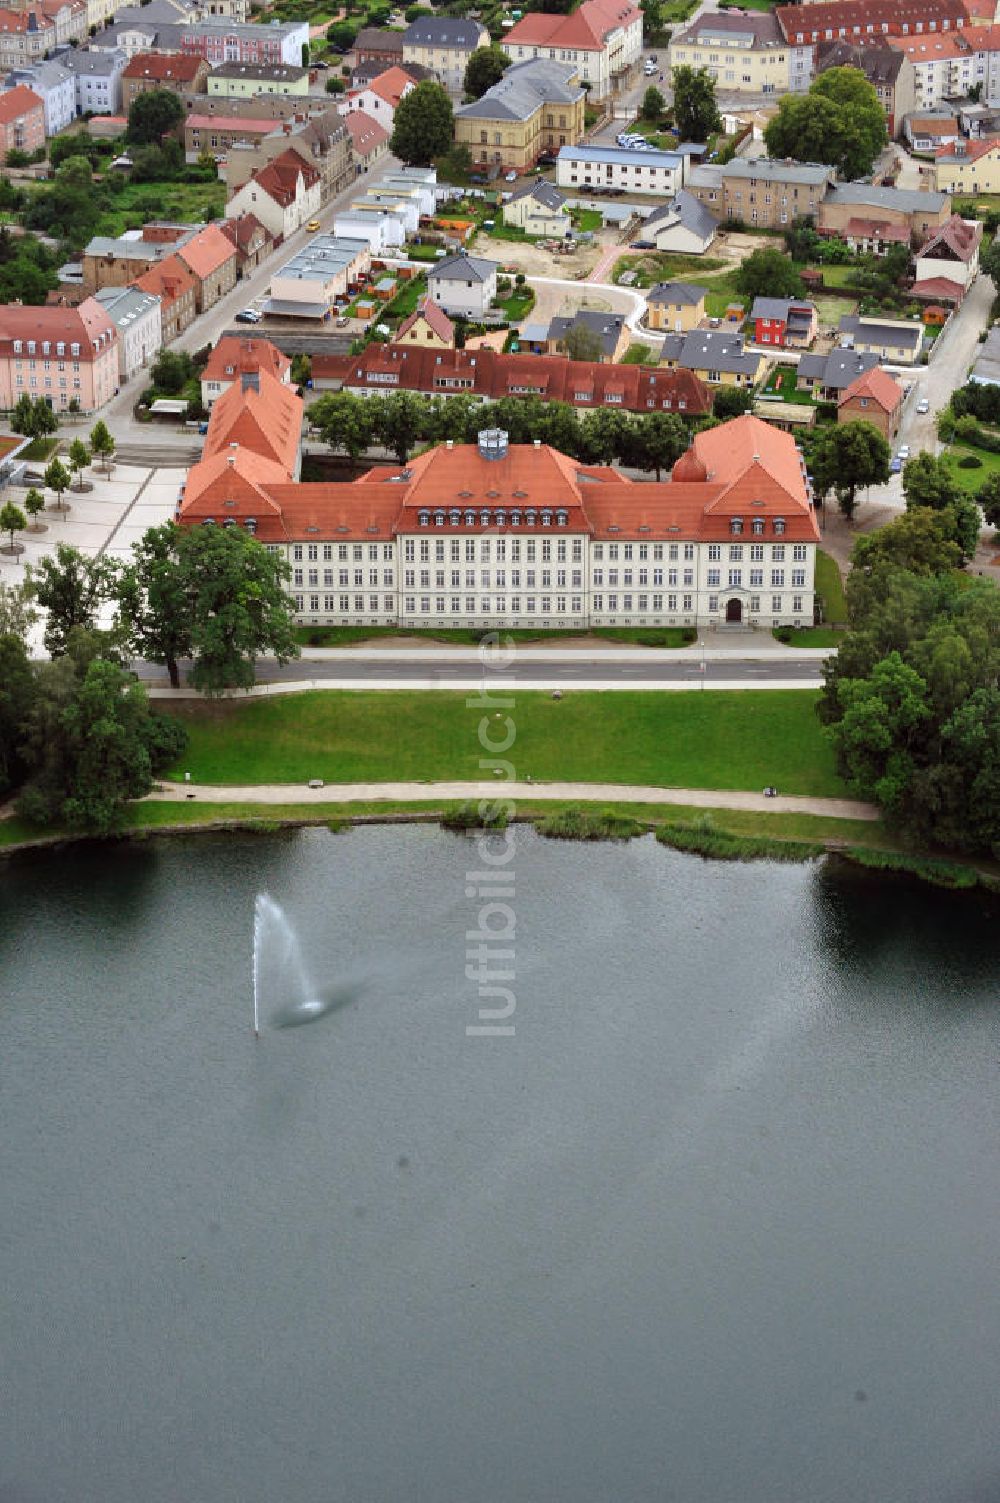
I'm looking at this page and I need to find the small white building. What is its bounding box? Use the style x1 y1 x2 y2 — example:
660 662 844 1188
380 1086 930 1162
93 284 162 380
426 253 499 320
265 234 372 318
339 66 415 132
642 191 718 255
504 179 569 237
52 45 127 116
359 190 420 234
555 144 687 197
225 150 322 243
333 206 405 252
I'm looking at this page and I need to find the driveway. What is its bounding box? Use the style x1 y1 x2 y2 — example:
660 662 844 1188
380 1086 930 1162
525 275 647 331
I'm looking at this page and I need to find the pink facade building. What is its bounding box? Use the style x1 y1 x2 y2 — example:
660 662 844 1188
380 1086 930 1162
0 84 44 164
0 298 118 413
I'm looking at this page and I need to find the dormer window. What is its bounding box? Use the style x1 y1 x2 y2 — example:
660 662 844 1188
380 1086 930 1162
510 509 521 526
480 509 490 526
556 509 568 527
495 508 506 526
752 518 764 535
541 510 552 526
526 509 537 525
434 510 445 526
449 508 460 525
773 517 785 535
245 517 257 534
730 518 743 535
418 509 429 526
464 509 475 525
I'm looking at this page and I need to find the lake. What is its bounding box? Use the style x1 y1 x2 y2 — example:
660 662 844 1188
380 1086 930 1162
1 825 998 1503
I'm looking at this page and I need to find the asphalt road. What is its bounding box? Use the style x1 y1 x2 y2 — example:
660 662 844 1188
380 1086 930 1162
137 657 825 688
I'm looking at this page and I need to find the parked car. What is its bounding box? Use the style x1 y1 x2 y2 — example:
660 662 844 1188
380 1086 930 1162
916 398 930 413
890 457 902 473
505 170 517 182
235 309 261 324
897 444 910 460
306 219 321 232
335 315 349 327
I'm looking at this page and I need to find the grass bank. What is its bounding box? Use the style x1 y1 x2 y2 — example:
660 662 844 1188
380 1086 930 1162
293 625 697 647
161 688 843 795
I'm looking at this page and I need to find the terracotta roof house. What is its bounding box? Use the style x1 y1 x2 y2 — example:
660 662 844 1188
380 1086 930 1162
178 411 818 632
219 212 273 276
777 0 975 54
352 26 404 67
343 108 389 173
0 296 118 413
201 335 290 406
121 51 209 107
175 222 238 313
0 84 44 164
133 253 197 343
915 213 981 292
934 134 1000 194
312 341 713 417
502 0 642 99
225 148 322 241
395 298 455 349
837 366 904 440
202 364 302 475
339 64 417 131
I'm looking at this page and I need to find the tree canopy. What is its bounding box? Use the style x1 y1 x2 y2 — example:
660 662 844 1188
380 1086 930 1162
463 45 510 100
28 543 119 658
670 65 720 143
764 66 887 179
809 420 891 519
390 82 454 165
126 88 185 146
734 247 804 301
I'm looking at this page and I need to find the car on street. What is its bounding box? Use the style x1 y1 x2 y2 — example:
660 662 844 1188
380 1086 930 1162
916 398 930 413
306 219 321 232
335 315 349 327
897 444 910 460
890 457 902 473
505 170 517 182
235 308 261 324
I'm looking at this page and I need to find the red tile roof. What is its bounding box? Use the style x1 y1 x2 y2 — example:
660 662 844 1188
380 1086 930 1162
202 335 290 387
842 217 911 243
133 253 196 309
123 52 207 83
343 108 389 156
205 367 302 474
313 343 713 415
186 113 275 135
777 0 973 45
918 213 982 260
0 295 116 358
935 134 1000 163
910 275 966 301
837 366 904 413
356 65 415 107
397 297 454 345
0 84 42 124
219 212 271 255
248 148 321 208
504 0 641 51
176 222 237 282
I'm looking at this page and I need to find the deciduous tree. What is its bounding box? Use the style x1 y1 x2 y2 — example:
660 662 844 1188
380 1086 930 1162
27 542 118 657
764 66 887 180
640 85 664 121
670 65 720 143
809 420 890 519
734 246 803 301
390 81 454 165
0 501 26 554
310 390 373 467
463 45 510 100
68 437 90 491
902 450 959 512
179 525 299 695
43 456 71 512
89 419 116 473
126 88 185 146
373 389 428 464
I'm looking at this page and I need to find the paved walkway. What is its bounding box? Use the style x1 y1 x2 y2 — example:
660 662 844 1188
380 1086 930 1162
146 779 879 821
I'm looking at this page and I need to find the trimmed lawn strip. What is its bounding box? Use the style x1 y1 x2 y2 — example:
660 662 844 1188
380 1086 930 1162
293 625 696 647
815 548 848 623
773 627 844 648
940 441 1000 493
161 688 843 796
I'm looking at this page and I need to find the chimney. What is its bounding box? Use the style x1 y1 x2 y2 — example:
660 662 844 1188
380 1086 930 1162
533 438 541 447
446 438 453 449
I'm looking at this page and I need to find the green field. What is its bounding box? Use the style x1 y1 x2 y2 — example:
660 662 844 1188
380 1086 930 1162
294 624 697 647
940 441 1000 492
615 251 728 290
162 689 843 796
774 627 845 648
815 549 848 623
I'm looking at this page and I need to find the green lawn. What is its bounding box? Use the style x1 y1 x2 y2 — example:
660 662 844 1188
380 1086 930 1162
773 627 845 648
495 287 536 321
20 435 59 461
163 689 843 796
90 180 226 240
815 549 848 624
571 208 603 234
294 625 697 647
940 441 1000 493
382 274 426 322
615 251 728 289
806 263 864 291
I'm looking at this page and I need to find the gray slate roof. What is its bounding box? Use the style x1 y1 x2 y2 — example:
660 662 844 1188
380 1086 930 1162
646 190 718 243
797 348 878 390
547 310 625 358
457 59 581 121
510 178 565 211
430 253 498 283
723 158 834 188
557 142 685 169
52 47 126 77
403 16 485 49
826 182 948 213
647 280 707 306
839 314 924 351
670 328 760 376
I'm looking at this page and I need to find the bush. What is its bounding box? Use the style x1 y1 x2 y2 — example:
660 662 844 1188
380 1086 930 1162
680 626 697 643
440 800 508 831
535 805 643 842
774 625 793 643
958 453 983 468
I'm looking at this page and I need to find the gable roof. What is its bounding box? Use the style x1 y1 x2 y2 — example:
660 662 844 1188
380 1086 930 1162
503 0 640 52
647 189 718 243
935 134 1000 164
397 297 454 344
838 365 904 411
354 26 404 52
429 253 497 283
918 214 982 261
647 280 707 306
220 212 271 255
0 83 42 122
248 148 321 207
122 51 205 82
362 64 416 107
204 366 301 473
202 335 290 386
402 15 485 48
176 223 237 282
343 108 389 155
510 178 566 212
133 252 196 308
798 347 879 389
776 0 972 45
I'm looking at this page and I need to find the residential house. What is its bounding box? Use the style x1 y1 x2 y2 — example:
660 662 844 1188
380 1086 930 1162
0 296 118 412
0 82 42 161
903 112 960 151
122 52 209 107
838 218 911 256
207 60 309 97
352 27 404 70
81 228 193 295
686 158 834 230
0 8 58 68
749 297 818 350
546 310 629 362
175 18 309 67
913 214 981 305
555 142 686 197
401 15 488 97
200 333 289 406
94 283 162 379
219 211 272 277
776 0 976 59
660 328 766 388
934 134 1000 194
331 203 404 252
670 9 812 96
4 60 75 136
89 19 158 60
339 65 416 131
837 365 904 440
796 346 879 400
133 253 197 343
53 45 126 115
889 25 1000 112
224 107 353 202
395 298 455 350
176 222 238 313
344 108 389 175
815 40 915 137
817 182 951 243
641 192 718 254
839 314 924 365
226 149 322 241
504 179 569 237
455 59 585 175
969 324 1000 385
263 233 371 318
646 281 707 333
184 112 275 156
427 253 498 320
502 0 642 102
179 411 816 632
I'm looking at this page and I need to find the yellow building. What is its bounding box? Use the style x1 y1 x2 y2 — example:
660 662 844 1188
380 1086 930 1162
646 281 707 333
207 61 310 98
669 11 812 97
660 328 767 388
934 137 1000 194
395 298 456 349
453 58 585 175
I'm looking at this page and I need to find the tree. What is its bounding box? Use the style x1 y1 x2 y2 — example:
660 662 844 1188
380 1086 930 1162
734 247 804 301
374 390 428 465
579 407 631 466
810 420 890 519
11 392 58 442
0 632 35 796
831 651 933 819
764 66 887 180
43 457 71 512
89 419 116 474
946 496 983 564
390 81 454 166
301 41 309 66
290 353 312 388
980 236 1000 287
0 579 37 641
463 44 510 100
0 501 26 555
640 85 664 121
712 387 754 420
632 412 688 481
310 391 373 467
126 88 185 146
901 450 959 513
23 487 45 531
18 654 187 835
976 471 1000 528
27 542 118 657
68 437 91 491
852 508 961 577
117 523 194 690
558 322 606 363
670 66 720 144
180 526 299 695
150 348 195 394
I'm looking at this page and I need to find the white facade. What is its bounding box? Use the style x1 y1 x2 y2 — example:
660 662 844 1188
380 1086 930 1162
555 145 686 197
277 528 815 632
338 80 410 131
57 48 126 115
226 168 321 241
332 207 404 251
506 11 642 98
427 258 498 319
95 285 162 379
5 62 75 135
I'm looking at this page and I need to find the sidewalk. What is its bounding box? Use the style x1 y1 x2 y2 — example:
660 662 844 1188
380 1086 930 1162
147 778 879 822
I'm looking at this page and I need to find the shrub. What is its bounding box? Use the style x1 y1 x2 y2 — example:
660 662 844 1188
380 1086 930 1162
534 805 643 841
958 453 983 468
440 800 509 831
680 626 697 644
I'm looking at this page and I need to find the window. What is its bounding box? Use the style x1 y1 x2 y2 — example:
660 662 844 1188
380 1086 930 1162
729 545 743 561
772 596 782 612
772 544 785 562
708 544 721 561
707 569 720 587
771 570 785 587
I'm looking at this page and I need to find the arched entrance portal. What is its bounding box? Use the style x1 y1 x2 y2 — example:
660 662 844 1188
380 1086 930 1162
726 598 743 624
